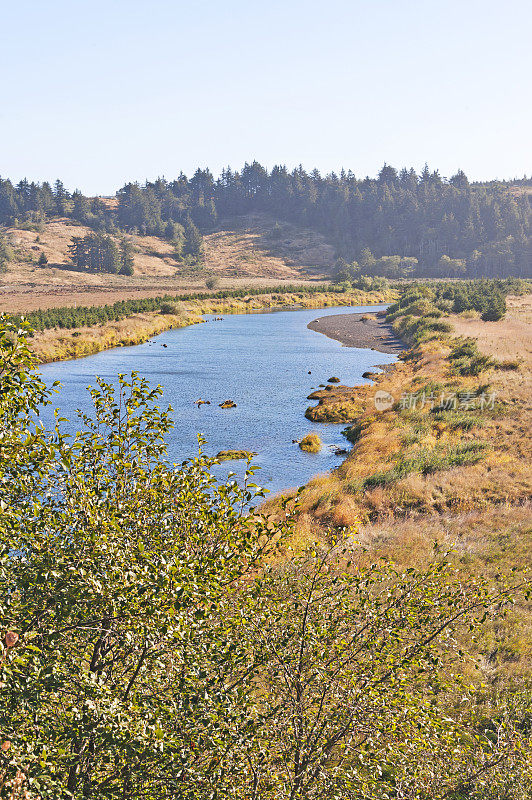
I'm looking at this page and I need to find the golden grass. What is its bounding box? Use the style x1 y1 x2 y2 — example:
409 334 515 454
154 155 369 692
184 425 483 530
27 289 397 364
299 433 322 453
305 385 370 422
298 331 531 524
29 311 203 363
342 502 532 680
215 450 256 461
450 294 532 368
203 211 335 278
282 296 532 683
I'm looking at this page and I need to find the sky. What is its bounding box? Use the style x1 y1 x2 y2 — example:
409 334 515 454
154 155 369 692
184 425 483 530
1 0 531 195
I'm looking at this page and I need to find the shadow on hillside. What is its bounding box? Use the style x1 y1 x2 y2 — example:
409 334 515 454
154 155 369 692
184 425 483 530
213 212 335 273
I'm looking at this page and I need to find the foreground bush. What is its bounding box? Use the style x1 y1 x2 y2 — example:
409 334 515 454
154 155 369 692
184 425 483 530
0 316 530 799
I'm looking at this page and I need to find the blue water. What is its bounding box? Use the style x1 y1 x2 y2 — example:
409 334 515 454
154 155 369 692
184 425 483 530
38 305 397 496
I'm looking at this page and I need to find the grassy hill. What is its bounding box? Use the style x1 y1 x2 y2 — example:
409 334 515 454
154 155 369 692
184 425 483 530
0 213 335 313
203 212 335 279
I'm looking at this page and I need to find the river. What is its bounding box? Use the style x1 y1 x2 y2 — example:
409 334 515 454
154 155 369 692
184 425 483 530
39 304 397 496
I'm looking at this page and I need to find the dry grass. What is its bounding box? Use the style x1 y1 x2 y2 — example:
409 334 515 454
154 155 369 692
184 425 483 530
267 297 532 679
297 324 531 523
299 433 322 453
203 212 335 278
28 288 396 364
451 294 532 367
1 214 337 313
279 297 532 672
350 503 532 679
29 310 203 363
305 385 371 422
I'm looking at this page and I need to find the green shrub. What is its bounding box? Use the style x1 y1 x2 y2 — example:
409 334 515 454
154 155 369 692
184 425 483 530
493 359 519 371
159 301 183 315
449 339 494 375
1 316 528 798
363 442 489 489
430 410 484 431
342 421 363 444
481 292 506 321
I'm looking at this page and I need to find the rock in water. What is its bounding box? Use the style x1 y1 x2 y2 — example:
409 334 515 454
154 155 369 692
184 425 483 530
216 449 256 461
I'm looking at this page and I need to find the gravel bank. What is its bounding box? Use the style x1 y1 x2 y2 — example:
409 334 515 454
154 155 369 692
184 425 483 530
308 311 404 354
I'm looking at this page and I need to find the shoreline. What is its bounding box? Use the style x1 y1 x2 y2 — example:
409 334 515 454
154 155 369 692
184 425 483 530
307 311 404 354
28 290 398 364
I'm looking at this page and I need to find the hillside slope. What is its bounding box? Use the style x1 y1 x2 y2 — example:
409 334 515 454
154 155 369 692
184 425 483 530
203 213 335 278
0 214 335 313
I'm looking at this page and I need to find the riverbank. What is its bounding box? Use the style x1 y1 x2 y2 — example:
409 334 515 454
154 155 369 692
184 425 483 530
29 288 397 363
307 310 404 354
266 294 532 683
29 310 204 363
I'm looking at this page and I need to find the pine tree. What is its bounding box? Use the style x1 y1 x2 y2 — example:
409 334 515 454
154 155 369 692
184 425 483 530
54 179 69 215
38 251 48 267
359 247 376 273
183 218 204 261
99 234 120 274
481 291 506 321
71 191 91 223
68 236 89 270
119 239 135 275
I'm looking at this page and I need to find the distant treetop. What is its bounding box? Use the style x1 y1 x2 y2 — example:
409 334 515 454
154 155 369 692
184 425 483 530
0 162 530 278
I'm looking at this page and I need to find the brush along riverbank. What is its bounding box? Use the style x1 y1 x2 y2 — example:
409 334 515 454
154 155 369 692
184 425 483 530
264 291 532 684
27 288 397 363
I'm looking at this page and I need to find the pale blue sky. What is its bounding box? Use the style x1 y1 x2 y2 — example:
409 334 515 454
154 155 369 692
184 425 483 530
1 0 530 194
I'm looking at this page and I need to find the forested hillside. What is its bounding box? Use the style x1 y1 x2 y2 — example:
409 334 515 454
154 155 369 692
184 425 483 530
1 165 531 279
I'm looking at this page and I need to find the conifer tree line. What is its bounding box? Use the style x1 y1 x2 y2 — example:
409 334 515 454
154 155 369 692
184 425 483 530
1 165 531 277
11 277 526 333
12 283 352 331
